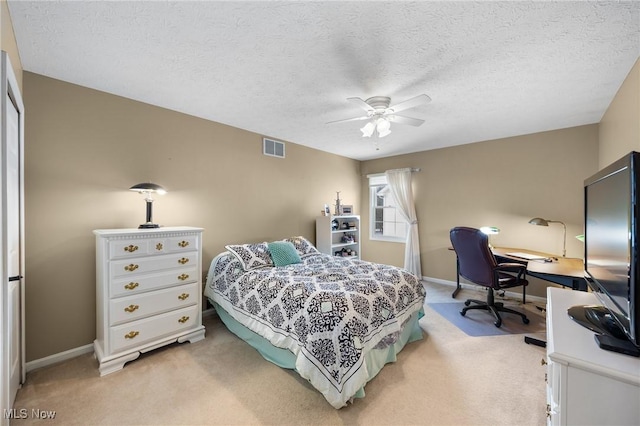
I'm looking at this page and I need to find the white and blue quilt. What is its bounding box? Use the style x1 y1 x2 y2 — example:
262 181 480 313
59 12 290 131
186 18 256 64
204 252 426 408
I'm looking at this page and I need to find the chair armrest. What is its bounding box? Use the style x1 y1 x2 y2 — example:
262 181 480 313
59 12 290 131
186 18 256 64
496 263 526 270
496 263 527 280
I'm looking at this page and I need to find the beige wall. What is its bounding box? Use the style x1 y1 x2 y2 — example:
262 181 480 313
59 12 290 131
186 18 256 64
23 72 360 361
1 0 22 90
360 126 599 298
599 57 640 168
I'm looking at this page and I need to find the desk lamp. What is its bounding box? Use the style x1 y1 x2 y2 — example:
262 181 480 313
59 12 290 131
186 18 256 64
130 182 166 229
529 217 566 257
480 226 500 249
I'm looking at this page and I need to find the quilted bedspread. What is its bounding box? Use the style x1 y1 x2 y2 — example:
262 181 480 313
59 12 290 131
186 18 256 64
204 252 426 408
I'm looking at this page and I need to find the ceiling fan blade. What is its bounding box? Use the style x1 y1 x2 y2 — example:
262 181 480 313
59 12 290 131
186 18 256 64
326 115 370 125
388 115 425 127
387 94 431 113
347 97 375 112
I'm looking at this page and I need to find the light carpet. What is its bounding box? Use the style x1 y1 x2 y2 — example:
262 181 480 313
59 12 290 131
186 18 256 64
428 302 547 337
12 302 548 425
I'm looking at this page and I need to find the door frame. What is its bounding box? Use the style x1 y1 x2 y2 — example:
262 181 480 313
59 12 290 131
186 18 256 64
1 50 26 422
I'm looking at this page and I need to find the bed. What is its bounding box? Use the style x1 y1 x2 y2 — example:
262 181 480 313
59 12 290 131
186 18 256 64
203 236 426 408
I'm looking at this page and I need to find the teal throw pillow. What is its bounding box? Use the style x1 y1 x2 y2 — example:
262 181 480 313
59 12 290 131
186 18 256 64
268 241 302 267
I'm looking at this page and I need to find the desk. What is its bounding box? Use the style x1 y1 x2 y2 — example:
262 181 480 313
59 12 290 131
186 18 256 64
451 247 587 298
493 248 587 291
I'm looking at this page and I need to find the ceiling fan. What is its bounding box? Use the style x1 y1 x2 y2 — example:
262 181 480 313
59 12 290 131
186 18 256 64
327 94 431 138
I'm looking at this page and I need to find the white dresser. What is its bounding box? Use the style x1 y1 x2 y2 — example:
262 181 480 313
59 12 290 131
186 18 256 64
93 227 205 376
546 287 640 425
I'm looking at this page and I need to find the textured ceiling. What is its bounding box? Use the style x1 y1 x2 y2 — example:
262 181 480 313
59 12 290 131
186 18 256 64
7 1 640 161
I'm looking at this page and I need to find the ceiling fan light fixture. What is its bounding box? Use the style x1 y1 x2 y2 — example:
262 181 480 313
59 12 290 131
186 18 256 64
334 94 430 140
360 121 376 137
376 118 391 137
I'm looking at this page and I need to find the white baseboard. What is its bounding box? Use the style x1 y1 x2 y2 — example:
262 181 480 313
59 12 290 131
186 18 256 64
422 275 547 304
26 343 94 373
27 309 219 373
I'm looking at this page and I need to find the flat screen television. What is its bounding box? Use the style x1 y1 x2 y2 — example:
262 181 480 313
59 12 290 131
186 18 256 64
569 151 640 357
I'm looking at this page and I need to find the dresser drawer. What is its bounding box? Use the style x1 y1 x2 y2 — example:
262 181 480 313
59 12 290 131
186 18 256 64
166 235 199 253
109 305 199 354
109 238 171 259
109 239 150 259
109 282 198 326
109 235 197 259
110 252 198 278
110 266 198 298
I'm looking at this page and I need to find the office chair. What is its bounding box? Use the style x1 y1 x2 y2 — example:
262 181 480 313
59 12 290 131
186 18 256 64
450 226 530 328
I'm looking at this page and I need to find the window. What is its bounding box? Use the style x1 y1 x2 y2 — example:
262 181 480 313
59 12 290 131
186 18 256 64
369 174 407 242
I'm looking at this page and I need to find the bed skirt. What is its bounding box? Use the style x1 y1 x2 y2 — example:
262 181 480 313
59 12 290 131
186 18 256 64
212 301 424 401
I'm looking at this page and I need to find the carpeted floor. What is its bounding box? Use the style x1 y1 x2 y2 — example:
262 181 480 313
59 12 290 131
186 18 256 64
12 282 548 425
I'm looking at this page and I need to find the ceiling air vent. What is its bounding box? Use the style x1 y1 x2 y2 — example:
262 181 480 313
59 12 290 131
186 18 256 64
263 138 285 158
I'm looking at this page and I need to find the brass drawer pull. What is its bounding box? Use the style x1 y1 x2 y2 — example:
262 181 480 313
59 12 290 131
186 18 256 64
156 242 163 251
178 257 189 265
124 282 139 290
124 264 139 272
178 316 189 324
178 293 189 301
124 304 139 313
178 240 189 248
124 331 139 339
124 245 138 253
541 358 547 366
178 274 189 281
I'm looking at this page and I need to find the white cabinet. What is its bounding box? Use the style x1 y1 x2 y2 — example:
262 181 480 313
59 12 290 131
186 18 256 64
315 215 360 259
93 227 205 376
546 287 640 425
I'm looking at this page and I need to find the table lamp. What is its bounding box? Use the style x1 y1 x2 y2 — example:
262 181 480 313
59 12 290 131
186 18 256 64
130 182 166 229
529 217 566 257
480 226 500 249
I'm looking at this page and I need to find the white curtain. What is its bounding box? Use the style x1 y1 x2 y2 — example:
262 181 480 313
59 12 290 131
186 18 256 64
385 168 421 278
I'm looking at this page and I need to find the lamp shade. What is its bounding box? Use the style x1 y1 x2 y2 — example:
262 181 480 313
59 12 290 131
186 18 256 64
480 226 500 235
376 118 391 137
529 217 551 226
129 182 167 194
360 121 376 138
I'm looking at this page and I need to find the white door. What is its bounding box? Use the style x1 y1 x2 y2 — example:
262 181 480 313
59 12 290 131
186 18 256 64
6 91 21 405
1 52 25 422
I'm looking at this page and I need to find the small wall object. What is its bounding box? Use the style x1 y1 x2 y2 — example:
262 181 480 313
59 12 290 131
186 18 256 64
341 205 353 215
